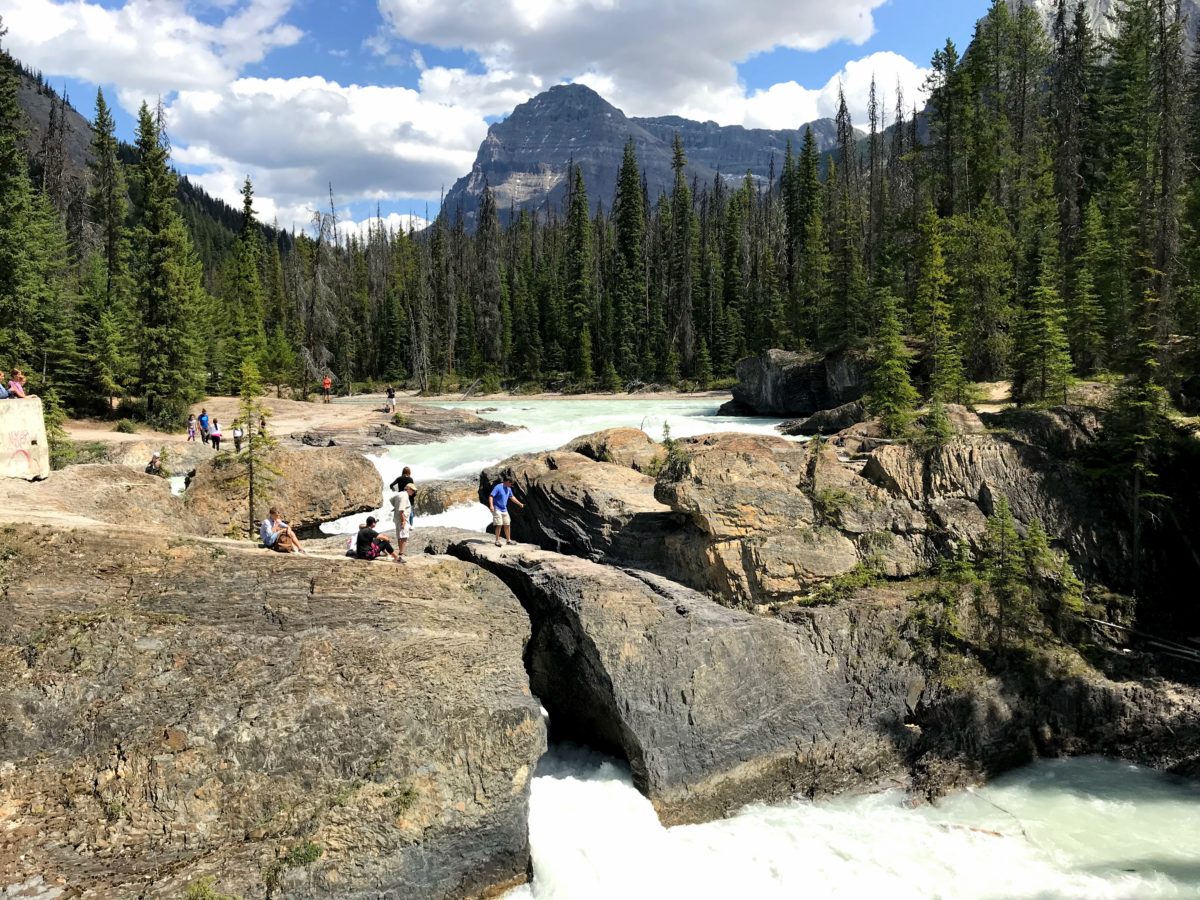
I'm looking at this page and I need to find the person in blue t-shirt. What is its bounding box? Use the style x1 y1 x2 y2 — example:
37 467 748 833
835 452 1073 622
488 476 526 547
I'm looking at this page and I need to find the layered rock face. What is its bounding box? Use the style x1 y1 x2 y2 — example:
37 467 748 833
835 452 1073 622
450 538 924 825
478 451 678 565
0 525 545 899
442 83 839 228
185 447 380 537
723 349 868 417
562 427 666 473
479 409 1152 609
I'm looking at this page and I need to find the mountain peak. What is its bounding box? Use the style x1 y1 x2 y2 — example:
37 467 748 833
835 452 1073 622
444 84 841 227
507 82 623 125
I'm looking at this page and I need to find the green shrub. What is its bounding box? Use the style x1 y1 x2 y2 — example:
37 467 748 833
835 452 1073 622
391 413 411 428
810 488 855 527
184 877 237 900
264 842 323 897
113 418 138 434
804 565 880 604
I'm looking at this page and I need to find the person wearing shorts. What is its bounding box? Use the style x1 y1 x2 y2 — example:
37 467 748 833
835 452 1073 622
390 482 414 564
488 476 525 547
322 375 332 404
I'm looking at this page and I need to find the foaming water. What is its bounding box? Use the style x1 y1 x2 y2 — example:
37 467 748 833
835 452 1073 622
323 398 784 535
506 747 1200 900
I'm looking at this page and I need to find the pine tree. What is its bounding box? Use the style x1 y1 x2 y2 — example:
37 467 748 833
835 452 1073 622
981 495 1036 650
1012 238 1073 405
224 177 267 367
611 140 644 378
1067 199 1107 374
916 205 968 405
565 164 594 360
130 101 205 427
234 357 279 538
867 288 918 436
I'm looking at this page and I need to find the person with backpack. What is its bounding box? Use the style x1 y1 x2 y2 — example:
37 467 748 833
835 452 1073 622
198 408 210 444
386 385 396 414
209 418 223 451
233 422 244 452
355 517 396 561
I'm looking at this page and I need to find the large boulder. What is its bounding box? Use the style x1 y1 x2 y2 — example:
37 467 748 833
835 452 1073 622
0 463 200 531
778 400 867 436
449 538 923 825
479 451 678 565
101 439 215 475
413 479 479 516
0 524 545 899
186 447 380 537
724 349 867 417
562 427 666 473
655 433 932 604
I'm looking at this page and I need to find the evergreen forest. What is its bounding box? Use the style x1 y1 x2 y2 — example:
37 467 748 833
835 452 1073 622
2 0 1199 444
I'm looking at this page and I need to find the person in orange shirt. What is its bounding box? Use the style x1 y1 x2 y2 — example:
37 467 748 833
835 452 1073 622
322 374 332 404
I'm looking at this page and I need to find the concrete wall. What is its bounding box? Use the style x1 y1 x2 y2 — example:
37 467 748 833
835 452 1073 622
1 397 51 480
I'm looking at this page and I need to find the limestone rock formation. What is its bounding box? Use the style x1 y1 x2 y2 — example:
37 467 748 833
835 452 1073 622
186 447 380 536
479 451 677 565
0 463 199 531
722 349 868 417
0 525 545 899
449 538 923 824
102 439 216 475
443 83 839 228
413 479 479 516
562 427 666 472
778 400 867 436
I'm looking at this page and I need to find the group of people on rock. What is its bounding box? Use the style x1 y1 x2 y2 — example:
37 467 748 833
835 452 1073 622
187 409 261 452
0 368 31 399
351 466 417 563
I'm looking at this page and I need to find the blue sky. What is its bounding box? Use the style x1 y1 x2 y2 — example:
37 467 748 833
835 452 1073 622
3 0 992 229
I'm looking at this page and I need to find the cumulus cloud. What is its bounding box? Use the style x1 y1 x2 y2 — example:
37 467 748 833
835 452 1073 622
1 0 301 102
4 0 933 229
165 75 484 221
377 0 891 120
740 51 931 130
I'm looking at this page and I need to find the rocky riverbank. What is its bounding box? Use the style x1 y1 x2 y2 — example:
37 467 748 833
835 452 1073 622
0 524 544 899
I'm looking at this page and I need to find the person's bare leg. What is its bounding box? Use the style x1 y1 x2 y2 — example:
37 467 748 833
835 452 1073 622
504 519 513 544
396 538 408 562
283 525 305 553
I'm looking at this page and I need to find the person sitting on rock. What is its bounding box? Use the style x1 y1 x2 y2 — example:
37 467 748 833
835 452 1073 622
144 452 164 476
260 507 304 553
488 475 525 547
355 516 396 561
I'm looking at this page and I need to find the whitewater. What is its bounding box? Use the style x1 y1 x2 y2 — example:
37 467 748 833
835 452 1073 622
328 397 1200 898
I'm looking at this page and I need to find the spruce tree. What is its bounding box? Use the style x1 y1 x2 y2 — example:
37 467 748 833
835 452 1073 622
130 101 205 427
1012 239 1073 405
565 164 594 359
867 288 918 436
1067 199 1107 374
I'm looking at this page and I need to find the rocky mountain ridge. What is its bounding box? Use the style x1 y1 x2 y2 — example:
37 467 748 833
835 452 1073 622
442 83 839 227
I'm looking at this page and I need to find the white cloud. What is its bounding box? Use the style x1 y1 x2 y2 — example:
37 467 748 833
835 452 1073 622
739 51 930 130
165 75 484 226
4 0 932 229
377 0 892 122
1 0 301 102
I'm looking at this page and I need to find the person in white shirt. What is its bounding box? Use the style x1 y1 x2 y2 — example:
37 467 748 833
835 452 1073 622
259 507 304 553
233 423 244 452
390 482 415 564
